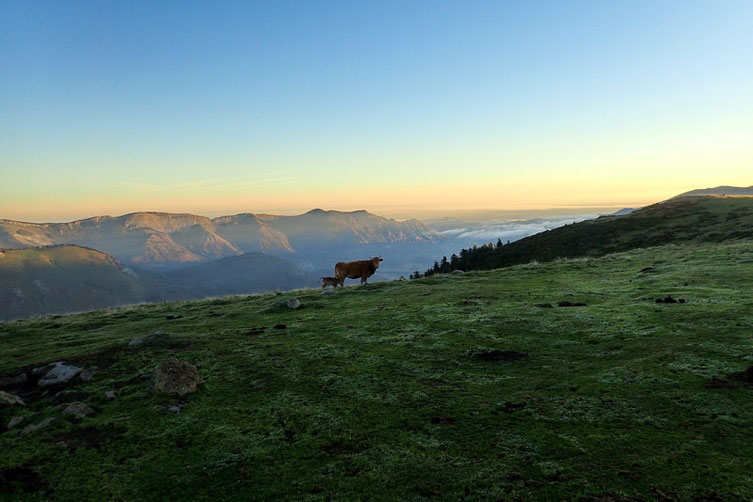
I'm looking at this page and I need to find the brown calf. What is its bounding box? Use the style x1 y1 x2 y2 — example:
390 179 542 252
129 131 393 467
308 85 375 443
320 276 340 289
334 257 383 286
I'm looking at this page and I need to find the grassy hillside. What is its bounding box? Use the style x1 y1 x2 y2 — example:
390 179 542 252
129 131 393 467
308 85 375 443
157 252 319 299
2 240 753 500
0 246 317 321
0 245 147 321
426 196 753 274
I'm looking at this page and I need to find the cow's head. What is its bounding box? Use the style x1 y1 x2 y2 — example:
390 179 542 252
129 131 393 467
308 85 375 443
371 256 383 268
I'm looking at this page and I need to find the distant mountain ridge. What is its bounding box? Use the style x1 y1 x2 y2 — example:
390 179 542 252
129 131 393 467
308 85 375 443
675 185 753 197
0 209 438 268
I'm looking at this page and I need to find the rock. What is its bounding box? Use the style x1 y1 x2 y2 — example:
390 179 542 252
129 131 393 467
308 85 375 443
79 367 97 381
151 358 202 396
104 390 116 400
62 402 95 419
129 330 163 346
37 362 83 387
21 417 55 435
0 391 25 406
32 363 56 375
451 270 465 274
7 416 24 429
321 289 335 295
167 405 181 414
286 298 301 309
0 373 28 388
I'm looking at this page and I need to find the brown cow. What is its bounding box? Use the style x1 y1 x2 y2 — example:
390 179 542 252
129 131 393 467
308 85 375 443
320 276 340 289
335 257 383 286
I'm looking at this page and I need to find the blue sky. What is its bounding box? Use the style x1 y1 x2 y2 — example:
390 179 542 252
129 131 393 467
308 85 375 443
1 1 752 220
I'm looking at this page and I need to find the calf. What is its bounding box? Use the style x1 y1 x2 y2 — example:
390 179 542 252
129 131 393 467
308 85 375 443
320 276 340 289
334 257 383 286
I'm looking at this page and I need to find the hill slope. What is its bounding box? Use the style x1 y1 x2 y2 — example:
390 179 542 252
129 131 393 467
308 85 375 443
676 185 753 197
427 195 753 273
0 245 147 321
1 240 752 499
0 246 316 320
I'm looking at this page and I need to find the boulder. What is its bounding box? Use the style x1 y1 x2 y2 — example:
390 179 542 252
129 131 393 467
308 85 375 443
79 367 97 381
62 402 95 420
129 330 164 347
37 362 83 387
0 391 25 406
151 358 202 396
286 298 301 309
7 416 24 430
0 373 28 388
104 390 116 400
21 417 55 435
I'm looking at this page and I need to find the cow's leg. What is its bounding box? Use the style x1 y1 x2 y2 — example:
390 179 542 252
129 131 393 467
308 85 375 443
361 274 368 284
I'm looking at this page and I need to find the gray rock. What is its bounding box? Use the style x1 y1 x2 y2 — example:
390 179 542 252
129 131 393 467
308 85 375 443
37 362 83 387
62 402 95 419
167 405 181 414
21 417 55 435
32 363 57 375
0 390 25 406
129 330 163 347
7 416 24 429
151 358 202 396
0 373 28 388
286 298 301 309
321 289 335 295
79 367 97 381
104 390 116 400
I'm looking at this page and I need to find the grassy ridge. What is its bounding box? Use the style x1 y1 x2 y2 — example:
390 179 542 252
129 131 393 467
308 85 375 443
432 196 753 273
2 240 753 500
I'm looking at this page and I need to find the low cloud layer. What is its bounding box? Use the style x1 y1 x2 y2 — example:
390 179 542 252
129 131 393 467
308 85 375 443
432 215 598 245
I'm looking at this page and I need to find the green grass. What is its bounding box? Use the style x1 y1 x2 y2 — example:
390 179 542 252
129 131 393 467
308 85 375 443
2 240 753 500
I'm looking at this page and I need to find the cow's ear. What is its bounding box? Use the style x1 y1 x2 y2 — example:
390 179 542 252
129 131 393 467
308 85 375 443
379 257 384 261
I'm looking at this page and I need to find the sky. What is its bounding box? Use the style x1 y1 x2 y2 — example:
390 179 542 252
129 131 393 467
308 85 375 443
1 1 752 221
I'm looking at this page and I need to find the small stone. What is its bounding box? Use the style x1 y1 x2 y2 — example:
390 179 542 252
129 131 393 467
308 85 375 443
104 390 116 400
37 362 83 387
145 330 163 341
128 338 144 346
0 373 28 388
286 298 301 309
32 363 56 376
7 416 24 429
151 358 202 396
79 367 97 381
167 405 181 414
0 390 25 406
62 402 95 419
21 417 55 435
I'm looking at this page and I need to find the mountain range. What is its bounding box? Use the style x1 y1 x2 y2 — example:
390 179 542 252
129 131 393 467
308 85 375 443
0 209 437 269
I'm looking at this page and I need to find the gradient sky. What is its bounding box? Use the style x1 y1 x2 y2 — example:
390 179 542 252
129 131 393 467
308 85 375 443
1 1 752 221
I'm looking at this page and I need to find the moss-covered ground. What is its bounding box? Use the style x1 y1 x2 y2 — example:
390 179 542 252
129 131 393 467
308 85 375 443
2 240 753 500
